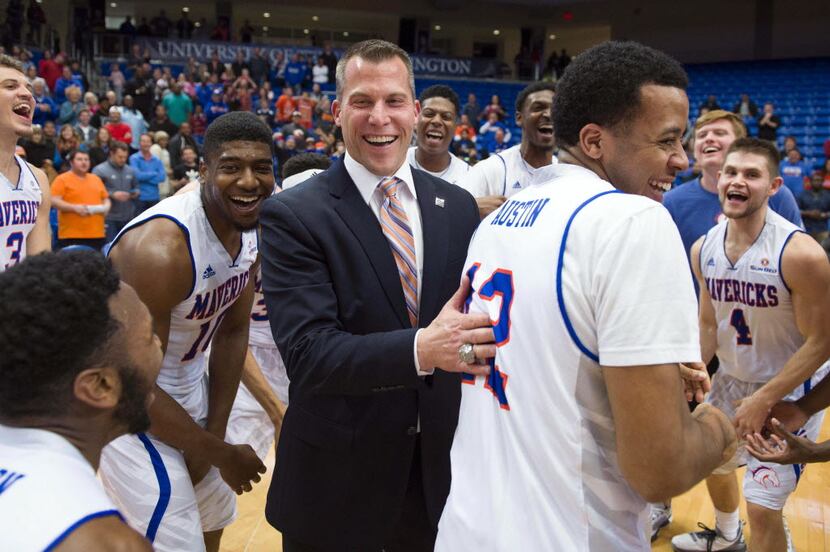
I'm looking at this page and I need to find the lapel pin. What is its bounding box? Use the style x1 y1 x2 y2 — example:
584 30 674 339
435 197 445 208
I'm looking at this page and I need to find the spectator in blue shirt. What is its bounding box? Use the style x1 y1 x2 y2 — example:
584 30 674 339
478 112 511 153
53 66 83 105
205 91 230 126
797 172 830 242
119 95 148 152
58 86 84 126
780 148 811 200
32 78 57 126
129 133 166 213
284 53 307 94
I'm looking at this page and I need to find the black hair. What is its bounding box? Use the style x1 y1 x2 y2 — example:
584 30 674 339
0 251 122 418
203 111 274 163
67 148 89 162
282 153 332 179
515 82 556 113
419 85 460 117
553 41 688 148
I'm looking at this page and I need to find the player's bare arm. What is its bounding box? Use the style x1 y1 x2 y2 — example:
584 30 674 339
53 515 153 551
733 232 830 436
199 271 267 494
691 237 719 365
475 195 507 219
240 347 286 429
108 219 235 471
604 363 737 502
25 164 51 254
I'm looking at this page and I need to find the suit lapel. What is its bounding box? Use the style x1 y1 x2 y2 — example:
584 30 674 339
415 174 448 325
329 161 411 328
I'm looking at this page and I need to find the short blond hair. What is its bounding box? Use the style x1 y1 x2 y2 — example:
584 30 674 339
694 109 746 138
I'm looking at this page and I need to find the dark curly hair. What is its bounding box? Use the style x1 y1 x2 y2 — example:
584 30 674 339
0 250 122 419
553 41 688 148
515 82 556 114
282 153 332 179
419 85 460 117
203 111 274 163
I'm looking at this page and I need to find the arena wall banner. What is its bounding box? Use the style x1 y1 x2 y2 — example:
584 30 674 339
135 38 488 78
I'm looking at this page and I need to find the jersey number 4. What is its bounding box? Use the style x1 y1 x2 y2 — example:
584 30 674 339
730 308 753 345
461 264 514 410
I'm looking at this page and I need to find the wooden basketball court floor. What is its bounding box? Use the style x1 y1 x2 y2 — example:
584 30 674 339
221 416 830 551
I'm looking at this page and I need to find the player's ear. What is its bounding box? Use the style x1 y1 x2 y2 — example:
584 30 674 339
578 123 604 160
199 159 208 184
769 175 783 196
514 110 522 127
74 366 120 409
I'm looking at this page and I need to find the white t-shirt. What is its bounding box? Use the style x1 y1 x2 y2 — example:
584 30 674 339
406 147 470 186
457 144 558 198
699 208 804 383
0 155 41 271
436 163 699 552
0 425 124 551
312 64 329 84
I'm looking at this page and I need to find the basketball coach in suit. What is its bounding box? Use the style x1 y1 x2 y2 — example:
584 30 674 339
259 40 497 552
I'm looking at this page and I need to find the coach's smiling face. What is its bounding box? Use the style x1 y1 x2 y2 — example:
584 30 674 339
332 55 419 177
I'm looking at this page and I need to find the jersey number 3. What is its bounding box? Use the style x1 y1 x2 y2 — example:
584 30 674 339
462 264 514 410
730 308 753 345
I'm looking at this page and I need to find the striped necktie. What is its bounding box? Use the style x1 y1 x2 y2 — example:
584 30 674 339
378 176 418 327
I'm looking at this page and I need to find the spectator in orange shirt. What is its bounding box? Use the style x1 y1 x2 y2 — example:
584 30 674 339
454 113 477 140
104 107 132 147
50 149 110 250
275 86 297 125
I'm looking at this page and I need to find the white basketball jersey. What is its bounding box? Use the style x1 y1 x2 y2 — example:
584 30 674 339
457 144 558 198
249 266 277 348
436 164 699 552
0 155 41 270
406 147 470 186
700 208 804 383
0 425 124 551
111 190 257 418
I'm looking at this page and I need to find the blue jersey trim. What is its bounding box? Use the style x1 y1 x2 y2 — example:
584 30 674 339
138 433 172 543
43 509 124 551
556 189 622 363
496 153 507 196
107 214 198 297
793 463 802 483
777 229 803 294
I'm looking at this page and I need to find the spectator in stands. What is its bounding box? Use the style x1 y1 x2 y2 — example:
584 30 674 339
119 96 147 152
42 119 57 142
239 19 254 43
21 124 55 170
37 50 62 92
481 94 507 121
250 47 269 85
54 66 82 105
83 91 100 116
124 63 154 119
104 106 132 147
26 0 46 47
118 15 135 36
312 56 329 86
148 104 178 137
150 10 171 38
129 133 165 213
161 81 193 127
295 91 316 129
284 53 307 95
50 149 110 250
491 128 509 153
176 10 194 39
281 111 308 141
732 92 758 121
454 113 477 141
207 51 224 76
478 111 511 152
168 121 199 168
171 145 199 193
780 148 811 199
231 50 250 80
320 43 338 84
798 171 830 243
176 72 197 98
87 126 112 167
58 86 83 126
32 77 56 126
700 94 720 111
74 108 96 143
69 60 89 92
462 93 481 124
135 17 151 36
187 105 206 143
231 69 256 111
150 131 172 198
757 102 781 142
91 141 137 241
205 90 229 125
275 86 297 125
90 95 112 128
782 135 798 158
55 124 81 170
406 84 470 186
255 97 275 128
193 16 208 40
274 134 299 172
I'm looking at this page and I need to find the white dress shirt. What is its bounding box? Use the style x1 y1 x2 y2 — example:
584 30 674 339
343 152 431 376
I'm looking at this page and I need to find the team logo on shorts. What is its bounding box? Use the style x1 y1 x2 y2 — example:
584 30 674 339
751 466 781 488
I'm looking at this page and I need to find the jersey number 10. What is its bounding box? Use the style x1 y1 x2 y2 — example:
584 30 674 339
462 263 514 410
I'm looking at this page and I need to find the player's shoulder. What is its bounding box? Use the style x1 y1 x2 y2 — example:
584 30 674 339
782 230 827 267
58 514 153 552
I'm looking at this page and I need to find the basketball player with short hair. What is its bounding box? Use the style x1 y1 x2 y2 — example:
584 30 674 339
435 41 736 552
0 250 161 552
458 81 556 218
406 85 470 186
672 138 830 552
0 53 51 269
99 112 274 552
